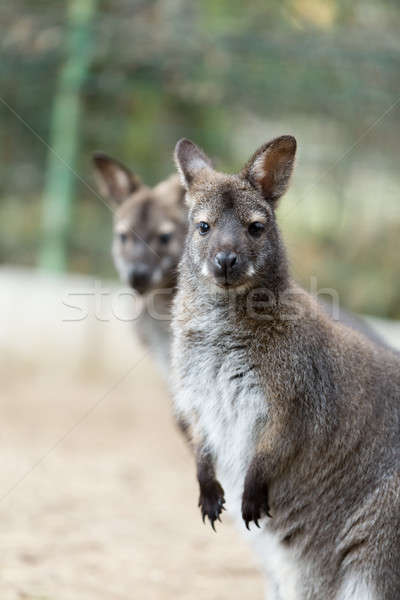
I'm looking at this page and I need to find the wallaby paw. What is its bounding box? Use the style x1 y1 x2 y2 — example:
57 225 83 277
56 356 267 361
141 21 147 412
198 480 225 531
241 481 271 530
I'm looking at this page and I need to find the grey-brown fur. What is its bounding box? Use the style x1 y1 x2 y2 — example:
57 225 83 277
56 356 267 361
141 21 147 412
172 136 400 599
93 153 187 374
92 152 386 379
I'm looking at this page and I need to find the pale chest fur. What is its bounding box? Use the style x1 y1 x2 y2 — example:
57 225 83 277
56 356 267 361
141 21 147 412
173 309 267 508
172 302 300 600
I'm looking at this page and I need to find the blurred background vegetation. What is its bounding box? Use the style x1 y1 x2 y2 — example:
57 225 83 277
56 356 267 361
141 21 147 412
1 0 399 317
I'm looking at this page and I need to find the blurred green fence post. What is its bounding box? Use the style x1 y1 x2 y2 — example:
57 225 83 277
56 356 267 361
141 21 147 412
39 0 97 272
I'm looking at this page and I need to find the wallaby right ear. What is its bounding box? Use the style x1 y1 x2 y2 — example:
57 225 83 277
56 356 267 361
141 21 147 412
242 135 297 207
92 152 141 205
174 139 213 190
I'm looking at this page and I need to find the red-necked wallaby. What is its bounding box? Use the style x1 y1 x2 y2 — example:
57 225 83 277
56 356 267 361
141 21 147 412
92 152 385 381
172 136 400 599
93 153 187 374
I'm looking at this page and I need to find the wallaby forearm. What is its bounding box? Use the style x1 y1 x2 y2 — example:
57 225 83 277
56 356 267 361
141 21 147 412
196 447 225 530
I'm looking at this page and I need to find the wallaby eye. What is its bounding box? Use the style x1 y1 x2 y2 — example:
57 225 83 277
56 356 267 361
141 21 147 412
119 232 128 243
198 221 210 236
248 222 265 238
159 232 172 245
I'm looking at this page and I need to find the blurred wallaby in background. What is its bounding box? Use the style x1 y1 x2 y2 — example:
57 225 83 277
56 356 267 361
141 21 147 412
172 136 400 600
93 153 186 374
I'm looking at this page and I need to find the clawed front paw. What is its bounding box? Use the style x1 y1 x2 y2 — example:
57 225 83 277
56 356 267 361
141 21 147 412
241 480 271 530
198 480 225 531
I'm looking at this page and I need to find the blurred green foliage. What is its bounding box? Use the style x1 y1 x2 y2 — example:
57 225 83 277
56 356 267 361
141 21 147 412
0 0 399 316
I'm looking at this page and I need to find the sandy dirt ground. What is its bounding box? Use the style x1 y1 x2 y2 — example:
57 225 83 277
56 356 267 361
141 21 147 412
0 358 263 600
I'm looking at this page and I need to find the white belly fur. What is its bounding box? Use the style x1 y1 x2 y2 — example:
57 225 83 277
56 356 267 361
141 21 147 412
175 345 300 599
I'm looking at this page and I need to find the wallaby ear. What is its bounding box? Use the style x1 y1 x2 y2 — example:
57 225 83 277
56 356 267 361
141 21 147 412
92 152 141 205
174 138 213 190
242 135 297 207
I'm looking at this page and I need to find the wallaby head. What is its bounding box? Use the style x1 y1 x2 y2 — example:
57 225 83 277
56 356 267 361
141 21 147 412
174 136 296 295
93 152 186 294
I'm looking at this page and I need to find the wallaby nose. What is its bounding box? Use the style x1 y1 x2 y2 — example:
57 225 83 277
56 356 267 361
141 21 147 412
128 264 150 293
214 251 238 274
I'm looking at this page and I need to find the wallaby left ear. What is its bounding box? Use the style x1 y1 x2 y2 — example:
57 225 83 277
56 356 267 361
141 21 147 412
174 138 213 190
92 152 141 205
242 135 297 207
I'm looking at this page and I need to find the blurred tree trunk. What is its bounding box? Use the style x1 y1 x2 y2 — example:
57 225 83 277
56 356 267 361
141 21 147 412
39 0 97 272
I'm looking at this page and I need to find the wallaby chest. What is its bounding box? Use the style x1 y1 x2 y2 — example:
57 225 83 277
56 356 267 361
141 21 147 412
174 308 301 597
176 311 268 506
